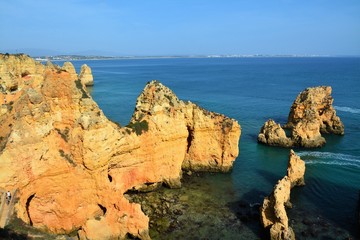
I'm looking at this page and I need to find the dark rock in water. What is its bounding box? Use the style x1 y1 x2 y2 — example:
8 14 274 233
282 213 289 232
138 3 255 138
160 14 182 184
301 231 309 237
240 215 249 223
309 227 319 238
302 218 315 226
238 200 248 208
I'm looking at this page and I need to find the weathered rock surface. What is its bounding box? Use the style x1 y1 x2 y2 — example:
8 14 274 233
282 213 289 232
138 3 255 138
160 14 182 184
258 86 344 148
258 119 293 147
260 150 305 240
285 86 344 135
79 64 94 86
0 54 241 239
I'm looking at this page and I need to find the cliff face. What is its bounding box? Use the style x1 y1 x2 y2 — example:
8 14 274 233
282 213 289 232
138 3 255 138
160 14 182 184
0 54 241 239
260 150 305 240
258 86 344 148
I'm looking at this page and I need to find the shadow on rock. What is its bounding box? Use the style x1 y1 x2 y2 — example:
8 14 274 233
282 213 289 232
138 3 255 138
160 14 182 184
0 228 30 240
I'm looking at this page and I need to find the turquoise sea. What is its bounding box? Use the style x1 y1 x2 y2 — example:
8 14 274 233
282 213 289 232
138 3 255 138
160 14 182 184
66 57 359 239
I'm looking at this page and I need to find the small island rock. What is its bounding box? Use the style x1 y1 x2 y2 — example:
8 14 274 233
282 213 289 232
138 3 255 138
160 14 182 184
258 86 344 148
79 64 94 86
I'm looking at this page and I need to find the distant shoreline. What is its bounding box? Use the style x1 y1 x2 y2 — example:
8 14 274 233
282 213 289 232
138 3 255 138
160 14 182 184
30 54 360 62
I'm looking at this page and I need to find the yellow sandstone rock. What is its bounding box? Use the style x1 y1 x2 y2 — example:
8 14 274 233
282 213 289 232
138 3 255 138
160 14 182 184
260 150 305 240
258 86 344 148
79 64 94 86
0 54 241 239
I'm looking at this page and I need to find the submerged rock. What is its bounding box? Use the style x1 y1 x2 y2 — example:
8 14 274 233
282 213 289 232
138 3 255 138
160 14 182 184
258 86 344 148
260 150 306 240
0 54 241 239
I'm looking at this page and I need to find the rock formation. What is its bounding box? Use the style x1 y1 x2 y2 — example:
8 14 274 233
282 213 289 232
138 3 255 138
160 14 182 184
257 120 293 148
260 150 305 240
0 54 241 239
79 64 94 86
258 86 344 148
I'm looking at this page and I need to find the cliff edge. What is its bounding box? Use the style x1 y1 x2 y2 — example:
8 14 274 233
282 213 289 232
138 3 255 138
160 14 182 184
0 54 241 239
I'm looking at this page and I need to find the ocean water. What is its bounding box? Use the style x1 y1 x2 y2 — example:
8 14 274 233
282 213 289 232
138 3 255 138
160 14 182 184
66 57 360 239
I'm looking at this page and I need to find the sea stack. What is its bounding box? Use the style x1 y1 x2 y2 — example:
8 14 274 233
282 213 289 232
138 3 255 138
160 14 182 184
258 86 344 148
0 54 241 239
260 150 306 240
79 64 94 86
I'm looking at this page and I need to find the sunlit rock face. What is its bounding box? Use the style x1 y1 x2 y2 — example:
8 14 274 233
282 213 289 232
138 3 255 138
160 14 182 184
258 86 344 148
260 150 305 240
79 64 94 86
0 54 241 239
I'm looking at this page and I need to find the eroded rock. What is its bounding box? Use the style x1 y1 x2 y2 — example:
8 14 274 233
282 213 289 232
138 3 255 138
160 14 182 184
79 64 94 86
0 54 241 239
260 150 306 240
258 119 293 147
258 86 344 148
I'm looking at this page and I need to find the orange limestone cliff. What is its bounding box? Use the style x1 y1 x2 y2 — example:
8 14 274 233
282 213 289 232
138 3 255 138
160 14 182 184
260 150 306 240
258 86 344 148
0 54 241 239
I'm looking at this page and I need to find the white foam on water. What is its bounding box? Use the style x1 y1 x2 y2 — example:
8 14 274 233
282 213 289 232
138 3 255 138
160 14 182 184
297 151 360 168
334 106 360 114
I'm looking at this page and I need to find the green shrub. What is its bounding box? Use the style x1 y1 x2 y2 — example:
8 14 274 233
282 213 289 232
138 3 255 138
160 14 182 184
126 120 149 136
59 149 76 166
74 79 89 98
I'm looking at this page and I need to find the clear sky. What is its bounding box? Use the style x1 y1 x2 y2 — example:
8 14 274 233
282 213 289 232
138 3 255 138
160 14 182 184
0 0 359 56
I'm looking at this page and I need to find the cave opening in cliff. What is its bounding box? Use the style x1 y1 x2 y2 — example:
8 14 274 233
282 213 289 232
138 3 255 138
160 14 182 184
98 204 107 216
26 194 36 226
186 126 193 153
108 174 113 183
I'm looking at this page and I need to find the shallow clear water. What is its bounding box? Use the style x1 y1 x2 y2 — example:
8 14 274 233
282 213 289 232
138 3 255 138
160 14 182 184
65 57 360 239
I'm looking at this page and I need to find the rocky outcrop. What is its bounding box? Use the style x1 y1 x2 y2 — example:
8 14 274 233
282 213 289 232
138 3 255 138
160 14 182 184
79 64 94 86
258 86 344 148
258 120 293 147
260 150 305 240
0 54 241 239
284 86 344 135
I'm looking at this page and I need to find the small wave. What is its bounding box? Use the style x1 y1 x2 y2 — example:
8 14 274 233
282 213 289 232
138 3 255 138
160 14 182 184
305 160 360 169
334 106 360 114
297 151 360 168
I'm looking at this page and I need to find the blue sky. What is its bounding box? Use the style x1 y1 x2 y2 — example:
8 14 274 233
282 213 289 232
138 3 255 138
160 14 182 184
0 0 359 56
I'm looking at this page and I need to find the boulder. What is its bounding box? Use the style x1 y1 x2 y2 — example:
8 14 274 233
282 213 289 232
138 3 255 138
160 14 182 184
258 119 293 147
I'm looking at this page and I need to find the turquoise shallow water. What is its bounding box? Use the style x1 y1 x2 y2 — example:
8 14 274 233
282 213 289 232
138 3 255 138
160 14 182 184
64 57 359 238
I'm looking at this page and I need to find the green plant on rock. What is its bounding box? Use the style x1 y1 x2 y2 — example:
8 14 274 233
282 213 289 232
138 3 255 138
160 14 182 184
126 120 149 136
59 149 76 167
74 79 89 98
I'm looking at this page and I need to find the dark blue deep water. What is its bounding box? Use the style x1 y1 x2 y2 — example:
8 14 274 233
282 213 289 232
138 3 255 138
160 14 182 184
67 57 360 239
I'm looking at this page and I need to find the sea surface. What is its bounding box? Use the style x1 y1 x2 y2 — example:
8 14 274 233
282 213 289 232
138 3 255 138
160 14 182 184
65 57 359 239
